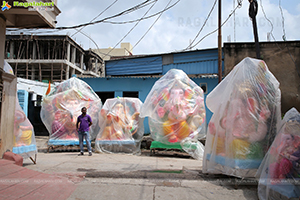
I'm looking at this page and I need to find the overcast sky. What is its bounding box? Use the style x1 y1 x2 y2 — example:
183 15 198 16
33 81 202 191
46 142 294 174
33 0 300 55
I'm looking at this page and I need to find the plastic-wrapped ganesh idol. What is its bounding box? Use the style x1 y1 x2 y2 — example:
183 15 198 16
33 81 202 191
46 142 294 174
3 60 37 160
257 108 300 200
140 69 206 160
13 98 37 160
96 97 144 154
203 57 281 178
41 77 102 146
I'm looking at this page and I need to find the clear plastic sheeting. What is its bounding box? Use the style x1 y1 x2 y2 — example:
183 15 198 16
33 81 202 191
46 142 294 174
4 60 14 75
41 77 102 145
13 98 37 158
257 108 300 200
96 97 144 154
140 69 206 159
203 57 281 178
3 60 38 159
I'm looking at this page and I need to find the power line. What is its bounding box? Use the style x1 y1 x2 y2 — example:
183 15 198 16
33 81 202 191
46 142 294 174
71 0 119 38
132 0 179 51
6 0 156 31
6 0 162 54
6 0 180 63
56 0 157 30
185 0 217 51
259 0 275 41
278 0 299 77
186 0 243 50
6 0 179 53
102 0 158 60
5 0 169 35
278 0 286 41
100 1 181 25
95 0 180 71
6 0 158 57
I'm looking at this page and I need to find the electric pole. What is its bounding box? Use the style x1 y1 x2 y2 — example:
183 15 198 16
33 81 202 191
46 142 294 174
249 0 261 59
218 0 222 83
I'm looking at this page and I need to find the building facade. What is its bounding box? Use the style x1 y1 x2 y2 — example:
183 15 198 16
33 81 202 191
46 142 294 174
93 42 133 61
5 34 104 82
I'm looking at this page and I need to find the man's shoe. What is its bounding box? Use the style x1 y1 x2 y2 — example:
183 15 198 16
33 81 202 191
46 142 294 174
78 152 84 156
88 152 92 156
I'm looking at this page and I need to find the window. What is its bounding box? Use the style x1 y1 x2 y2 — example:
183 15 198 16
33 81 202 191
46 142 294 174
123 91 139 98
199 83 207 94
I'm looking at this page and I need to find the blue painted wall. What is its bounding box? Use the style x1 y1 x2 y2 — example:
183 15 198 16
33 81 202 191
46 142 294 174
80 77 218 134
17 90 29 116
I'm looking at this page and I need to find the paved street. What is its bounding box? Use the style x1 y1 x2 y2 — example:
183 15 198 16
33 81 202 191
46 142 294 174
18 136 259 200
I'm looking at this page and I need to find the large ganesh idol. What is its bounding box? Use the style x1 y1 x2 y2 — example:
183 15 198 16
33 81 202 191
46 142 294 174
96 97 144 154
257 108 300 200
202 57 281 178
41 77 102 146
13 98 37 159
140 69 206 159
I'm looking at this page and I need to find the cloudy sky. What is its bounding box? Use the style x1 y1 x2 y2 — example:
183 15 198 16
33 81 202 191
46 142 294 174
27 0 300 55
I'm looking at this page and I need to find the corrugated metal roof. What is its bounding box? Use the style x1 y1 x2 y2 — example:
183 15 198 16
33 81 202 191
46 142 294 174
80 74 218 79
105 48 221 76
106 56 162 76
173 49 218 64
163 60 218 75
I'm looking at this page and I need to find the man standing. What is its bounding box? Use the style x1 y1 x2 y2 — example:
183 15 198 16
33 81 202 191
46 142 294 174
76 107 93 156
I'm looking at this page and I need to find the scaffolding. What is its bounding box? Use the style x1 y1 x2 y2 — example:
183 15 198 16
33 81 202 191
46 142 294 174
5 34 104 82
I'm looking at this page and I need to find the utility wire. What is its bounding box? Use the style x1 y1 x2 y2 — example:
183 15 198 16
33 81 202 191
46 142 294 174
6 1 171 34
102 0 159 60
6 0 161 52
6 0 179 34
6 0 179 62
6 1 179 30
184 0 243 50
71 0 119 38
97 0 180 70
132 0 178 51
100 1 180 25
185 0 217 50
75 29 111 57
278 0 286 41
259 0 275 41
56 0 157 30
6 0 156 31
278 0 299 77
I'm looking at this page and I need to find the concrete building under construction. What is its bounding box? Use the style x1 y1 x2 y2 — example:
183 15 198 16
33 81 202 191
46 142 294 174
5 34 104 82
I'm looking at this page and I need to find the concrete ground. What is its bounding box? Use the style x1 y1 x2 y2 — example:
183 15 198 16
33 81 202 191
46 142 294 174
20 136 259 200
0 159 77 200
